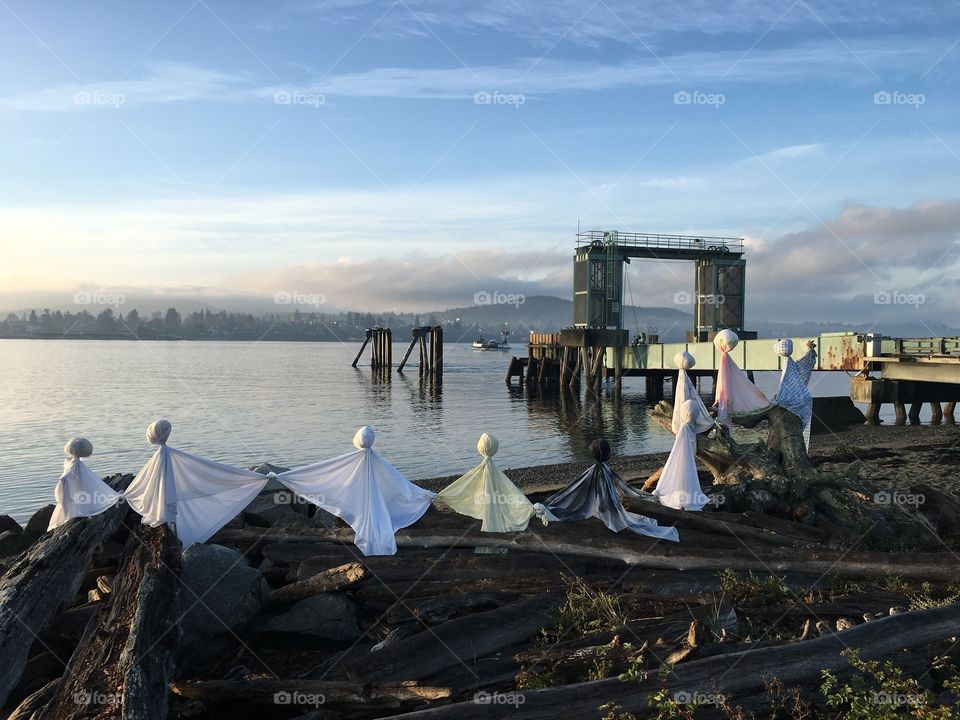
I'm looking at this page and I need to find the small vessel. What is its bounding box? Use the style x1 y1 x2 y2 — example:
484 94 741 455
473 325 511 350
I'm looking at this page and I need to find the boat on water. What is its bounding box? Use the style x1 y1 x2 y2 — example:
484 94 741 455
473 326 511 350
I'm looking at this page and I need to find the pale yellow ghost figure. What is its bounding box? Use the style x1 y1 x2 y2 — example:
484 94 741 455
435 432 555 532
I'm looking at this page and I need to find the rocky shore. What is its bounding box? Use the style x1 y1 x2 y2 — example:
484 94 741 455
1 424 960 719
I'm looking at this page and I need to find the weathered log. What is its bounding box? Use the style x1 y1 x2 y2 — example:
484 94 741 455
35 523 181 720
351 590 564 683
385 590 522 625
6 680 60 720
267 561 368 607
377 601 960 719
170 679 452 707
0 479 131 708
213 527 960 580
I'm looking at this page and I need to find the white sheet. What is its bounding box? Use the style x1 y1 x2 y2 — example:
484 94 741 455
672 351 717 435
713 330 771 430
278 426 435 555
123 420 269 547
655 399 710 511
48 438 123 530
435 433 554 532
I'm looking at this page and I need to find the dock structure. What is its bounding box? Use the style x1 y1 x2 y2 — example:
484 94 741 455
506 230 960 425
354 326 443 383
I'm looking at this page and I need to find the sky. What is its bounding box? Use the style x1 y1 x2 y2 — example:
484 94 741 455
0 0 958 326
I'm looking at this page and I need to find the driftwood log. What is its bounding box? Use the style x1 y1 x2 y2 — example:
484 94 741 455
34 523 181 720
377 600 960 720
213 527 960 580
0 487 131 708
266 561 368 607
171 679 452 708
350 590 565 683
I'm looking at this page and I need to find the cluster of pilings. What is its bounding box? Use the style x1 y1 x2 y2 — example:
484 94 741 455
351 326 442 383
398 326 443 381
506 329 627 394
852 378 960 425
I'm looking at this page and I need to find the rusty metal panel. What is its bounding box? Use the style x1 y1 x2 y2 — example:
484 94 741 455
818 333 864 371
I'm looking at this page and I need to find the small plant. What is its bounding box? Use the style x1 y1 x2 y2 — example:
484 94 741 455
719 569 789 602
551 576 627 638
908 581 960 611
820 648 957 719
598 702 639 720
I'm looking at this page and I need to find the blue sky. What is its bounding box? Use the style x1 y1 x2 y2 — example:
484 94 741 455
1 0 958 323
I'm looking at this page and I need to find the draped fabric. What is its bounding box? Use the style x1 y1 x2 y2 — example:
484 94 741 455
48 438 123 530
673 351 717 435
545 440 679 542
654 400 710 511
123 420 269 547
435 433 555 532
713 330 771 430
773 341 817 449
278 426 435 556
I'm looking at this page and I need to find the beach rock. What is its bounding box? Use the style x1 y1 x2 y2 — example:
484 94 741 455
0 530 31 557
0 515 22 534
255 593 362 649
243 494 309 529
250 463 291 492
176 543 270 670
23 505 55 540
310 507 338 529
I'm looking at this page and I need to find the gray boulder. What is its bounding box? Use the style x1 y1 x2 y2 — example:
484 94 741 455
243 494 309 529
0 530 31 557
176 543 270 669
0 515 22 534
255 593 362 649
23 505 55 541
310 507 338 529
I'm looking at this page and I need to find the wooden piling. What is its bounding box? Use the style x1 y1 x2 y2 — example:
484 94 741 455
894 402 907 426
908 402 922 425
352 329 372 368
865 403 881 426
945 401 956 425
931 401 943 425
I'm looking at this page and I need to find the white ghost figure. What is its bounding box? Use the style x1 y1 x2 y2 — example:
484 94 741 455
672 351 717 435
48 437 123 530
655 399 711 511
772 339 817 449
123 420 269 547
713 329 771 430
278 426 435 556
435 432 555 532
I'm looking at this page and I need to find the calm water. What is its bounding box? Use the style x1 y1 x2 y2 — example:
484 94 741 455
0 339 881 522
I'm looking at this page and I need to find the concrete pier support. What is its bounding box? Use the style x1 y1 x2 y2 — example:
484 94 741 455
894 402 907 425
908 402 922 425
931 401 943 425
946 402 956 425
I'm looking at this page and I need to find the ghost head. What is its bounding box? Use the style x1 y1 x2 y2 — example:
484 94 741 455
774 339 794 357
63 437 93 459
146 420 172 445
590 438 612 462
477 432 499 458
353 426 376 449
674 351 696 370
714 329 739 353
